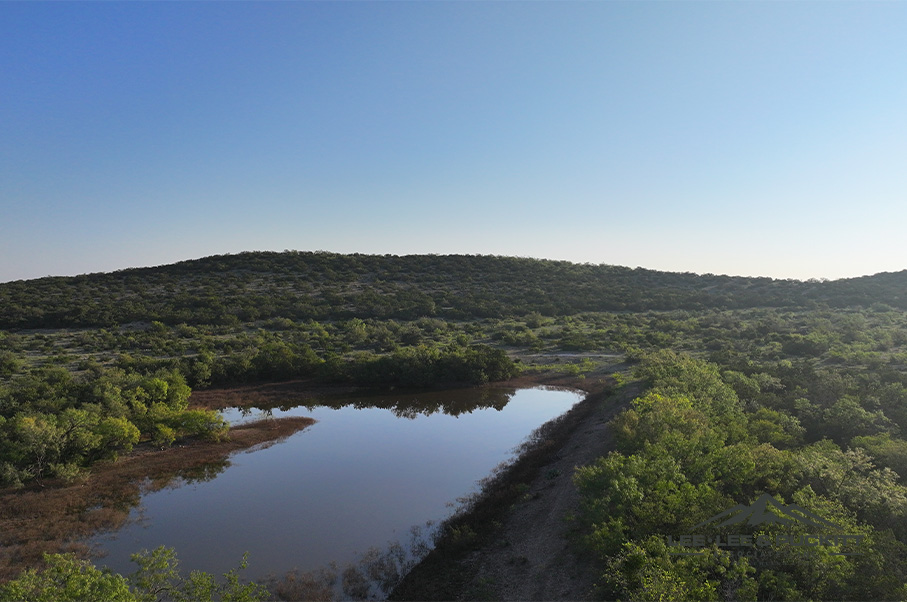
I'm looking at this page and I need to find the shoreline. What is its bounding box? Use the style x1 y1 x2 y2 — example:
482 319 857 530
390 373 637 601
0 415 314 582
0 366 627 591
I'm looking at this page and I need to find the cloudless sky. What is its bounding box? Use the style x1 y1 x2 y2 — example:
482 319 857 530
2 1 906 283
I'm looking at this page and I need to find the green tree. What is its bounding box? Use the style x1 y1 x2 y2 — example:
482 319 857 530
0 351 22 378
851 432 907 482
0 553 136 602
129 547 267 602
0 548 267 602
598 536 757 602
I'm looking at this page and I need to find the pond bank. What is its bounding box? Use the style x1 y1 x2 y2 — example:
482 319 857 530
0 416 313 581
0 367 620 590
389 375 639 601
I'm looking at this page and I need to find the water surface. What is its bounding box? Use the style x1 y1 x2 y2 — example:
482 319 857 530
91 386 583 580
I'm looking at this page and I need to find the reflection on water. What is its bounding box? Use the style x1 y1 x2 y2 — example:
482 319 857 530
90 386 583 586
169 458 232 487
234 386 517 420
264 522 435 600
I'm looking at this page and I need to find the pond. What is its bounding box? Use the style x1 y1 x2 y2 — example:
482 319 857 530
89 385 584 586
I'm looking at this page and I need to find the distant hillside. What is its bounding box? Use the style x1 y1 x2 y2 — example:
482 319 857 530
1 251 905 329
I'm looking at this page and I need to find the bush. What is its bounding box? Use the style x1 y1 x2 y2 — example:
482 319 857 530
0 547 268 602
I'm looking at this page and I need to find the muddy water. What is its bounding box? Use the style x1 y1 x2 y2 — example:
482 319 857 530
89 386 583 581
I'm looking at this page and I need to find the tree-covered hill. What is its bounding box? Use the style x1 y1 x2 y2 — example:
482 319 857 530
3 251 906 329
6 251 907 599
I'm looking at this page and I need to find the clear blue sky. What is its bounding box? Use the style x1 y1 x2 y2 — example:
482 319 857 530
2 1 905 283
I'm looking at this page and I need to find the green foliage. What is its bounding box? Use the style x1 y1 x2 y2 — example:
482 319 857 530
612 393 727 481
635 350 742 422
574 451 727 555
0 407 139 485
9 253 907 598
0 553 136 602
577 351 907 600
0 351 22 378
598 537 757 602
0 547 267 602
796 440 907 535
129 546 267 602
341 344 517 387
747 408 804 449
7 251 907 331
561 358 596 377
851 432 907 482
821 396 895 443
610 371 627 387
174 409 230 442
0 367 224 487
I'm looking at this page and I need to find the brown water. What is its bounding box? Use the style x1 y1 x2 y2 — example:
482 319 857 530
89 386 583 584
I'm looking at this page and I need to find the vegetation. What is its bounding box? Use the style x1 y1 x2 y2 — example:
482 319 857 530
5 251 907 598
574 351 907 600
0 367 227 487
0 547 267 602
3 251 907 331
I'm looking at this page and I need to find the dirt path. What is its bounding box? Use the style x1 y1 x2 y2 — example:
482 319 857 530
457 382 639 601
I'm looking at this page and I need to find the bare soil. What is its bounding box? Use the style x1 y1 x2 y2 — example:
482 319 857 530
455 382 640 601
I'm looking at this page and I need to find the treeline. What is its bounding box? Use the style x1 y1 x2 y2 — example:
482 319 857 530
230 341 516 388
4 251 907 329
339 344 517 388
0 367 228 488
0 340 515 488
574 351 907 600
110 337 516 390
10 307 907 383
5 252 907 598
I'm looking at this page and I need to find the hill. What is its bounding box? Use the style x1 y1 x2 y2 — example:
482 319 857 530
2 251 906 329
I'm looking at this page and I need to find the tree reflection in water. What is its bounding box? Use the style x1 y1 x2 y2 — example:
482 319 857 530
255 387 517 421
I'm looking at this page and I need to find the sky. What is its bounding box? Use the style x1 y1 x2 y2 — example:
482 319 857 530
2 1 906 283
